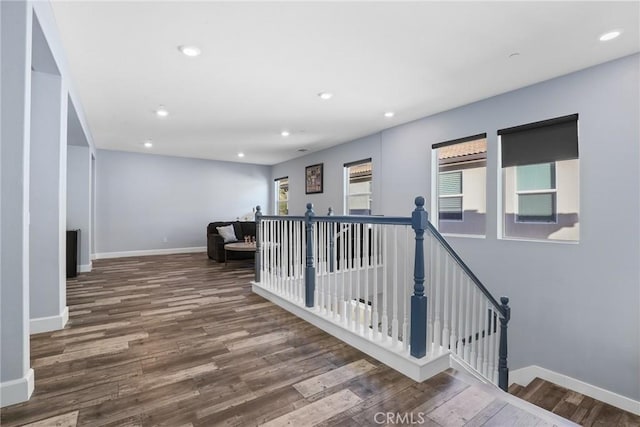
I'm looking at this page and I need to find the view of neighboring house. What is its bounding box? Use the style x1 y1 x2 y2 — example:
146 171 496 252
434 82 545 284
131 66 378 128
1 0 638 424
435 137 488 236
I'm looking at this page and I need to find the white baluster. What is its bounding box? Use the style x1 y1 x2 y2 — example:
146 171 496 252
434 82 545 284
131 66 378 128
463 277 471 362
493 306 500 384
442 252 450 352
427 233 434 355
482 299 490 378
268 220 272 289
392 226 399 346
333 222 344 321
323 221 328 315
476 290 484 373
470 287 478 369
364 224 370 335
450 264 457 355
381 226 388 342
295 221 301 302
317 221 322 309
283 221 289 296
434 242 442 353
346 224 353 327
355 223 361 333
403 226 409 353
489 307 500 384
457 266 465 357
372 224 379 340
288 221 292 293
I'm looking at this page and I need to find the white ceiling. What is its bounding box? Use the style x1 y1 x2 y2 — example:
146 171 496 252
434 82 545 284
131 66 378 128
50 1 639 165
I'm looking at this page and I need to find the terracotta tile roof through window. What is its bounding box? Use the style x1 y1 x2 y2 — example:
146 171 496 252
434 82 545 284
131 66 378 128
438 139 487 160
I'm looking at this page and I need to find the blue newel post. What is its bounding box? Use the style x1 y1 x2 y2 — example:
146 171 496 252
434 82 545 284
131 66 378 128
254 205 262 282
410 196 428 358
498 296 511 391
304 203 316 308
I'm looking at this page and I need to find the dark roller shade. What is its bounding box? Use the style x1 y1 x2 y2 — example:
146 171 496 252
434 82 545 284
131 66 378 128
500 114 578 167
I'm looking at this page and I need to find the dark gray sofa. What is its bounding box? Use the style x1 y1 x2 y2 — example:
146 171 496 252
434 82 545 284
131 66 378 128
207 221 256 262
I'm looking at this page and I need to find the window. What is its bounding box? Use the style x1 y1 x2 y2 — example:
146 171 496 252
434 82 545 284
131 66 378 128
516 163 556 223
274 177 288 215
500 114 579 241
433 134 487 236
344 159 372 215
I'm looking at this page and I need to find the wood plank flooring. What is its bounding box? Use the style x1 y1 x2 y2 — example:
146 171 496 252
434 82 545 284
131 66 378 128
0 253 586 426
509 380 640 426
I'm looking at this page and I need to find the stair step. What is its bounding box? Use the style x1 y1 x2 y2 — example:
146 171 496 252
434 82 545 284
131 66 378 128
512 377 640 426
508 383 524 396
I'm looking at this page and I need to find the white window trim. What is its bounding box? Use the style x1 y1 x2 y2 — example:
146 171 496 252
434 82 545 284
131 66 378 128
344 162 373 215
274 178 289 216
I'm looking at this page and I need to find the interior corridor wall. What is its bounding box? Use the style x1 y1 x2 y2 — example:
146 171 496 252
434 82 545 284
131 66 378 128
67 145 92 270
95 149 271 255
272 54 640 401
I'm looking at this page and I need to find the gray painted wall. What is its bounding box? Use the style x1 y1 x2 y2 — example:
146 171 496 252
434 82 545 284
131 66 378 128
95 150 271 254
67 145 91 267
273 133 383 216
0 0 32 393
29 70 67 322
272 54 640 400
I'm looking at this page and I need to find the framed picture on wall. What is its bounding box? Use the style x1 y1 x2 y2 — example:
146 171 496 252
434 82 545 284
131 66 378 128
305 163 323 194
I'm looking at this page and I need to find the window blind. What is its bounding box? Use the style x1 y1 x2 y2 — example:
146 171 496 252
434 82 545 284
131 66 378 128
439 172 462 195
500 114 578 167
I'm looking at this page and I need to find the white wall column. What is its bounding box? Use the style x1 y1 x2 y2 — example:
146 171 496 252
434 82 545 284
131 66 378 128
0 0 35 407
67 145 92 272
28 70 68 334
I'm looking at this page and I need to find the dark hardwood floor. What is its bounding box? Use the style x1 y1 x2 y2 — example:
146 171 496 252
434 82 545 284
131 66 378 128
0 253 626 426
509 380 640 427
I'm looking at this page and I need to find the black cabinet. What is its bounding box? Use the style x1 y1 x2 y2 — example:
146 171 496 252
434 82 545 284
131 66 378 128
66 229 79 278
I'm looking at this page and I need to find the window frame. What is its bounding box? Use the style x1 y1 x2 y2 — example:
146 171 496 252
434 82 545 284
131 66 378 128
344 158 372 215
498 114 580 242
274 176 289 216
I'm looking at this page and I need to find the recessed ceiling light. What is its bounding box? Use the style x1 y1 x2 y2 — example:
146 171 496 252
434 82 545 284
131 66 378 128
599 30 621 41
318 92 333 100
237 152 245 158
384 111 395 118
143 140 153 148
178 45 201 57
281 130 290 137
155 106 169 117
509 52 520 59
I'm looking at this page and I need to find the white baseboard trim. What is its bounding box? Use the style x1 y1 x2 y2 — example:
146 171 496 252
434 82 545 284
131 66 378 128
94 247 206 260
510 365 640 416
79 262 92 273
30 306 69 334
0 368 34 407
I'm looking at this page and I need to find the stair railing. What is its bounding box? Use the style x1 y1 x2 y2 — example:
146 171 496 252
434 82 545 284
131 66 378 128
254 197 511 391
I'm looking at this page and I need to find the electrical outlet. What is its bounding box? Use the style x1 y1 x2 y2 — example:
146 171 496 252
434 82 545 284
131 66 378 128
162 236 168 243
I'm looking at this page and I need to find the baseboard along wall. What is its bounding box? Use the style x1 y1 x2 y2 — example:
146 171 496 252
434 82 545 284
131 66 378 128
93 247 206 259
510 365 640 416
30 306 69 334
0 369 34 408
